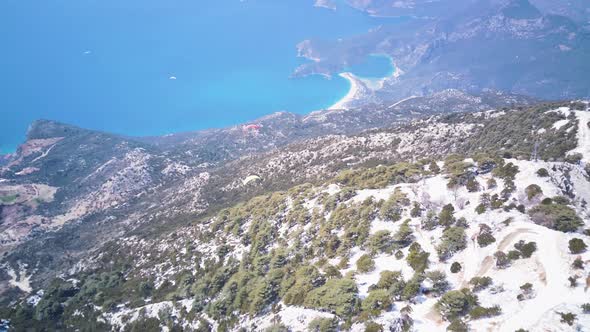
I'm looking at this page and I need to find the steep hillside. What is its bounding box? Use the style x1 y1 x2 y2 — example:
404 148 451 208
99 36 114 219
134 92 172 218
1 101 588 331
0 92 536 303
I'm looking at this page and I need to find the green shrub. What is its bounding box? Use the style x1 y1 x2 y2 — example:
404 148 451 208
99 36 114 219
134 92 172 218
410 202 422 217
565 153 583 164
436 289 478 320
493 162 519 180
380 189 410 221
581 303 590 314
525 184 543 200
476 224 495 247
558 312 576 326
507 250 521 260
475 204 486 215
283 266 325 306
469 305 501 319
477 233 496 247
469 277 492 292
466 178 480 192
265 323 289 332
361 289 392 316
572 257 584 269
536 168 549 177
529 203 583 232
372 271 402 290
323 265 342 279
568 275 579 287
401 275 422 301
422 210 439 230
553 196 571 205
429 161 441 174
446 319 468 332
406 243 429 272
569 238 587 254
364 322 384 332
455 217 468 228
450 262 462 274
517 283 534 301
425 271 449 296
124 317 162 332
393 220 414 248
487 178 497 189
368 231 395 254
439 204 456 227
494 251 510 268
304 278 359 317
514 240 537 258
437 227 467 261
307 317 338 332
357 254 376 273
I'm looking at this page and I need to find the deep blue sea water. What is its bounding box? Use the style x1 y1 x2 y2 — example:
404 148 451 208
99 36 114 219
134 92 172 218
0 0 398 153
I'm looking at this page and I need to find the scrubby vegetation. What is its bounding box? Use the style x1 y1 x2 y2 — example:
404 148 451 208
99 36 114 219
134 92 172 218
436 289 478 321
437 227 467 261
529 202 583 232
568 238 587 254
469 277 492 292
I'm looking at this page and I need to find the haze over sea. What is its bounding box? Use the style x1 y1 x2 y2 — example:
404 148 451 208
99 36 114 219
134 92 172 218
0 0 399 153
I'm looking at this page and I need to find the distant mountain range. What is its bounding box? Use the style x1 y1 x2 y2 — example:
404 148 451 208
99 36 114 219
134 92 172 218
296 0 590 103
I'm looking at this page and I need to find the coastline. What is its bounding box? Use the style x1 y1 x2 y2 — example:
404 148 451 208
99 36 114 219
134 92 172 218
329 54 399 110
329 72 360 110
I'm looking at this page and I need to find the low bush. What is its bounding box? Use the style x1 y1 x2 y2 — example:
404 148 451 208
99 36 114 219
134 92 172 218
425 271 449 296
476 224 495 247
529 203 583 233
437 227 467 261
536 168 549 177
514 240 537 258
372 271 402 290
525 184 543 200
435 289 478 321
361 289 392 316
357 254 375 273
407 243 430 272
307 317 338 332
494 251 510 269
572 257 584 269
469 305 501 319
569 238 587 254
558 312 576 326
469 277 492 292
304 278 359 317
364 322 384 332
446 319 468 332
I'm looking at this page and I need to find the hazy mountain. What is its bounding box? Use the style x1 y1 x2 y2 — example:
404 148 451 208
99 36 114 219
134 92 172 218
296 0 590 103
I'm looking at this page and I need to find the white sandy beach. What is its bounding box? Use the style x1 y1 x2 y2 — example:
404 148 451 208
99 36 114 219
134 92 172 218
329 58 403 110
329 72 360 110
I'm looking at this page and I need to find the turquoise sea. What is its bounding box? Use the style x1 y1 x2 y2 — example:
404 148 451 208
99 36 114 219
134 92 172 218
0 0 399 153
